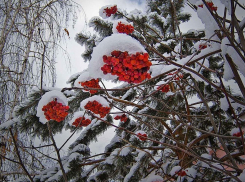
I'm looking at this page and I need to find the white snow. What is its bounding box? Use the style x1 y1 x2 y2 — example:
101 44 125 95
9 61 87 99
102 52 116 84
221 37 245 79
187 29 199 36
87 34 146 80
220 0 232 15
69 143 90 154
163 148 173 157
186 167 197 182
140 174 163 182
154 80 167 90
0 118 17 130
128 9 144 19
200 153 212 168
74 70 94 88
135 130 146 135
124 151 147 182
88 16 102 28
196 2 219 40
105 135 121 152
240 17 245 28
230 127 243 136
121 88 134 100
170 165 182 176
36 90 68 124
162 161 170 173
66 71 82 84
211 163 224 171
103 149 119 165
220 93 245 111
238 169 245 182
119 146 131 156
63 90 75 96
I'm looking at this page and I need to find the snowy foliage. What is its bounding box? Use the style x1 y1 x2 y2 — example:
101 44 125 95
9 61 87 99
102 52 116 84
5 1 245 182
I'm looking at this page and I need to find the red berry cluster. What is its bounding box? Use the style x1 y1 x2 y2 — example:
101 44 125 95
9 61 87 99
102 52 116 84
101 51 152 83
114 114 128 122
79 78 101 94
84 100 110 118
176 170 187 177
104 5 117 17
233 132 243 137
72 117 91 127
157 84 170 93
199 44 207 50
137 133 147 141
168 71 183 81
198 2 217 11
116 22 134 34
42 99 69 122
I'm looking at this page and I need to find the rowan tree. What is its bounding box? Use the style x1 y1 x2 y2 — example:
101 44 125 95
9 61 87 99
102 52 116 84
2 0 245 182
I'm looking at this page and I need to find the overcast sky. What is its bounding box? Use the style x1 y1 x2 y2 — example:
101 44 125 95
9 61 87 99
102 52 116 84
55 0 204 88
54 0 204 155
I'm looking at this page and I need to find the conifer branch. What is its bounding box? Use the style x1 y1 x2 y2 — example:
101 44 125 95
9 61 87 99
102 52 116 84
218 74 245 155
32 146 58 162
80 159 105 166
225 54 245 98
193 79 239 170
92 114 242 179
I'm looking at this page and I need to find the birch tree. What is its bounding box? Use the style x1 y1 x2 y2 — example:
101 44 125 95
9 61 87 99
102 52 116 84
0 0 80 181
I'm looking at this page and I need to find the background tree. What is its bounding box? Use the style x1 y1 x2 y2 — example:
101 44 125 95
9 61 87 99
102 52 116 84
0 0 80 181
3 0 245 182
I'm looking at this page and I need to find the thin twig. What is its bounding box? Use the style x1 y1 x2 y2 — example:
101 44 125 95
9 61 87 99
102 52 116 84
47 121 68 182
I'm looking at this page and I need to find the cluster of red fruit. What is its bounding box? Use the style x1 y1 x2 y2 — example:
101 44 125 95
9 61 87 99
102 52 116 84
79 78 101 94
199 44 207 50
176 170 187 177
42 99 69 122
157 84 170 93
168 71 183 81
84 100 110 118
233 131 243 137
116 22 134 34
114 114 128 122
104 5 117 17
198 2 217 11
72 117 91 127
137 133 147 141
101 50 152 83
